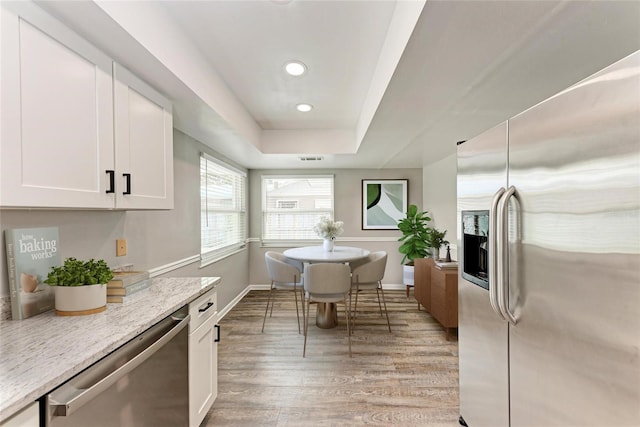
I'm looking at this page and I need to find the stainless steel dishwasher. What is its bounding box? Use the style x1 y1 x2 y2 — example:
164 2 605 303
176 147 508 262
43 306 190 427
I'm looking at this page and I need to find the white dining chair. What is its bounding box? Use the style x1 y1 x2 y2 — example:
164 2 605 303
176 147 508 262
263 251 304 333
303 263 352 358
350 251 391 332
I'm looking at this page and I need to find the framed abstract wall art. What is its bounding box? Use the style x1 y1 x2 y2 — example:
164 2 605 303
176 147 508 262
362 179 408 230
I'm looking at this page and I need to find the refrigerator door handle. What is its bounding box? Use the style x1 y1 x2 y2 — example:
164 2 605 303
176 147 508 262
489 187 506 320
497 185 518 325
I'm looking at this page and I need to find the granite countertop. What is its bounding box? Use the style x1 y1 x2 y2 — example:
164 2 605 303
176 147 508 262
0 276 220 422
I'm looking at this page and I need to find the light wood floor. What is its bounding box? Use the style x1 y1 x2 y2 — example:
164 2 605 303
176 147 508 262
203 289 460 426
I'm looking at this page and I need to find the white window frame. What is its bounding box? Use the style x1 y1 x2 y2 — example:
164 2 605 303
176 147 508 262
261 175 335 246
200 153 247 266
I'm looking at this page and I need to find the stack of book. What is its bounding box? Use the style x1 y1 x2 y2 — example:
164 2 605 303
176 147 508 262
435 261 458 269
107 271 151 303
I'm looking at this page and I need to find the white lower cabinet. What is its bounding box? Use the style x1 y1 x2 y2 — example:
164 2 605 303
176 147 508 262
0 402 38 427
188 289 219 427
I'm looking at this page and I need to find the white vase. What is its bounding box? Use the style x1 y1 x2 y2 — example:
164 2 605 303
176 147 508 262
432 247 440 260
53 283 107 315
403 264 415 285
323 238 335 252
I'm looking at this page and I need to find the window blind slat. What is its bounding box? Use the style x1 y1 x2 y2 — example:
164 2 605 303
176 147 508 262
262 176 334 241
201 155 247 260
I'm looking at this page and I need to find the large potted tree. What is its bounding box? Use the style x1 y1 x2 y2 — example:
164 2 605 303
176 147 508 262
397 204 432 286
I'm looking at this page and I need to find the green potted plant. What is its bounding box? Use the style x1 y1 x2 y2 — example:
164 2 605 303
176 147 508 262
397 204 432 285
44 257 113 316
428 228 449 260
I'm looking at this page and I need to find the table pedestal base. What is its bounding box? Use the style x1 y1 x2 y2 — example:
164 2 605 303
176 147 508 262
316 302 338 329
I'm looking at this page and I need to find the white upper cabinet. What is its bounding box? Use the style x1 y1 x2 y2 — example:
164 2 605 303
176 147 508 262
0 2 115 208
0 2 173 210
113 64 174 210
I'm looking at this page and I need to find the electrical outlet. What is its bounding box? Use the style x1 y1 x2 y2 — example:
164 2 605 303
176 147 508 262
116 239 127 257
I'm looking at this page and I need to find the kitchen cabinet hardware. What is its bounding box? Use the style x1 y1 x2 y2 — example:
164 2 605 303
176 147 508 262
199 302 214 313
122 173 131 195
106 170 115 194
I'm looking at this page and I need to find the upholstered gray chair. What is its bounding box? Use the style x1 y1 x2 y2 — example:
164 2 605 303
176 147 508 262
263 251 304 333
303 262 352 357
350 251 391 332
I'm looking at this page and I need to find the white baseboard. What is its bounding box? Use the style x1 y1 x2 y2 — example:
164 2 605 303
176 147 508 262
381 283 407 290
217 285 250 321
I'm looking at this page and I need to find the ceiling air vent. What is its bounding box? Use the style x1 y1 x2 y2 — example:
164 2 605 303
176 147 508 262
298 156 324 161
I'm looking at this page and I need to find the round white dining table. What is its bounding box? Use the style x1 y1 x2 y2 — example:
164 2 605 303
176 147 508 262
283 245 370 329
283 245 370 264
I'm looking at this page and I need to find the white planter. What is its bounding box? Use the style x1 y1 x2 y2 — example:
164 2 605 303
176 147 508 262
322 238 335 252
403 264 415 286
53 283 107 316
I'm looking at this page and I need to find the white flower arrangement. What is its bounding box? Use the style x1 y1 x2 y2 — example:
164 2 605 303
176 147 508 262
313 216 344 240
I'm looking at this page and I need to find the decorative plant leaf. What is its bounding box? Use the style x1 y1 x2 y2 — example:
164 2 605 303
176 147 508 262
396 204 434 265
428 229 449 248
44 257 114 286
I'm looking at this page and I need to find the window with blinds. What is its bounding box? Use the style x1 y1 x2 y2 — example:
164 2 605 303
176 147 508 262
262 175 334 242
200 154 247 263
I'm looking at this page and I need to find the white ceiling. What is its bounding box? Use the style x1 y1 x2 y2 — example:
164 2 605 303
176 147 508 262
163 0 397 131
37 0 640 170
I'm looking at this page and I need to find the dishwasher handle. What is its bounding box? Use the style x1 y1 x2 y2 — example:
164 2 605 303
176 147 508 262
48 313 190 417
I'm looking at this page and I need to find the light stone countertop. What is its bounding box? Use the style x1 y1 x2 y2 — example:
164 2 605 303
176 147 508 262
0 276 220 423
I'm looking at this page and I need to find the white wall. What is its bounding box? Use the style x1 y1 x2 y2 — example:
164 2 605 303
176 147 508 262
0 129 427 320
248 168 423 286
422 153 458 259
0 130 249 319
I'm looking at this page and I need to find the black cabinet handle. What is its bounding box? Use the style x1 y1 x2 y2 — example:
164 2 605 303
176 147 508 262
214 324 221 342
106 170 115 194
199 302 214 313
123 173 131 195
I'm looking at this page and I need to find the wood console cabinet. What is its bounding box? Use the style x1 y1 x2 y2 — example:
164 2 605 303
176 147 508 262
414 258 459 340
414 258 434 312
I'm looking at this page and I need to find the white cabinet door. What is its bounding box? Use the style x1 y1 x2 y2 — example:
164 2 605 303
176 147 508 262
0 2 115 208
113 64 174 210
0 401 38 427
188 313 218 427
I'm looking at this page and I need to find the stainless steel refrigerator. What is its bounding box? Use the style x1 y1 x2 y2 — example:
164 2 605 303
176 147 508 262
456 51 640 426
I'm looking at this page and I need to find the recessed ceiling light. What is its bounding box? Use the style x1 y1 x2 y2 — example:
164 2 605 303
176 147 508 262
296 103 313 112
285 61 307 77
